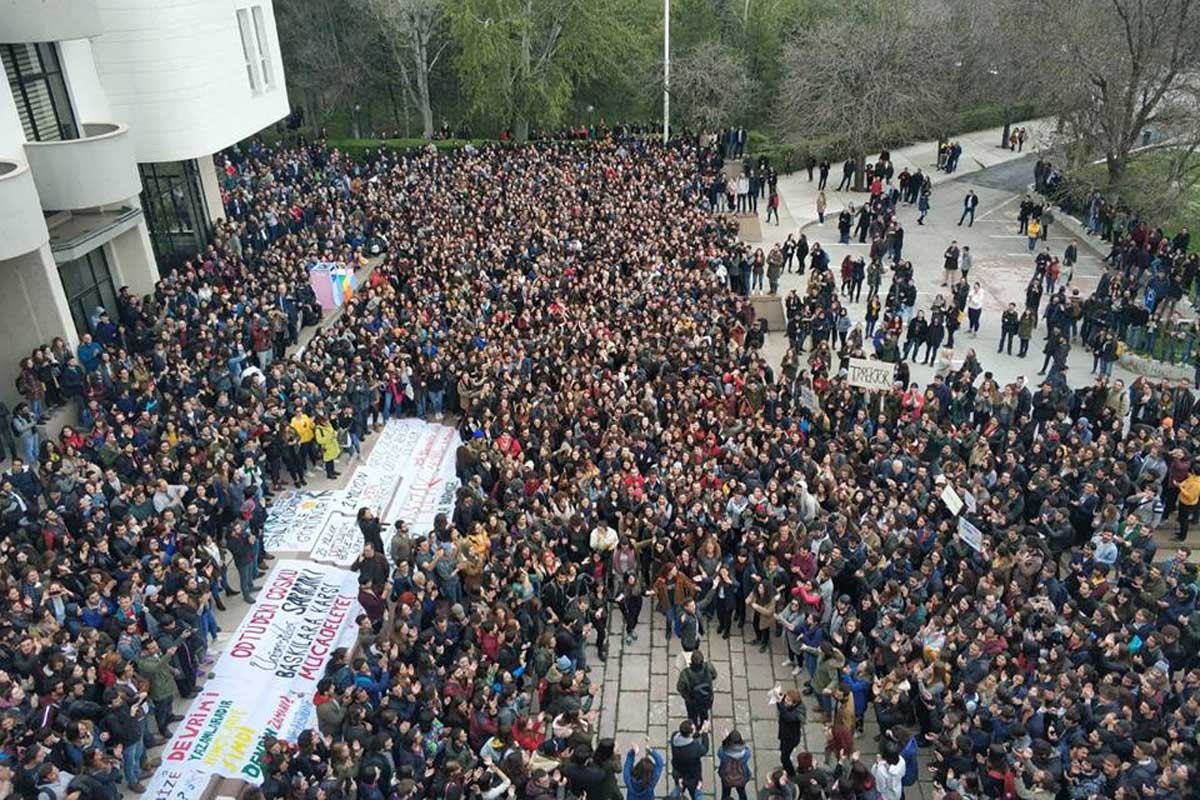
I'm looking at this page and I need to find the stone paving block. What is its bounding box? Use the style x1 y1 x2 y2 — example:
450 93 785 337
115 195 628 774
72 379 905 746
621 653 651 691
747 662 776 690
623 633 650 654
751 719 777 749
616 690 649 732
757 749 782 772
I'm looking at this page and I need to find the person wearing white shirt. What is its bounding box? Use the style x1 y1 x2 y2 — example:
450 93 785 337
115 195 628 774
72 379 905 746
871 752 906 800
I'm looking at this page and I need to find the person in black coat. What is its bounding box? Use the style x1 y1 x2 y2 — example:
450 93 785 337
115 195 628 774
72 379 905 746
770 686 806 776
669 720 709 799
357 507 386 554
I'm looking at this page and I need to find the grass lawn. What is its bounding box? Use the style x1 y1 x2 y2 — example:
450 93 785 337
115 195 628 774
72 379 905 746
1070 151 1200 235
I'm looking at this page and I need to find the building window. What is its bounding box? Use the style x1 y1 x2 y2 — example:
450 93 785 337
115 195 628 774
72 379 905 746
1 43 78 142
59 249 118 336
252 6 274 89
139 159 212 271
237 8 262 91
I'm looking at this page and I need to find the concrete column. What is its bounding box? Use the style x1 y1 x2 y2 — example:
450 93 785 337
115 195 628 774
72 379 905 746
106 218 160 295
0 244 78 402
197 154 225 224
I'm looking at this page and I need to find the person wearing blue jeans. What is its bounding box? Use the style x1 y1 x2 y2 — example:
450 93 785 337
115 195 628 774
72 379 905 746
102 688 150 791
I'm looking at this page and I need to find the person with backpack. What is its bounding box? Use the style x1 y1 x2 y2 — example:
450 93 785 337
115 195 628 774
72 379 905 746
622 741 664 800
716 729 752 800
669 719 709 800
677 651 717 727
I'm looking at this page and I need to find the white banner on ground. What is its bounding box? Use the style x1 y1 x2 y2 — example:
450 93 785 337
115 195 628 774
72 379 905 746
310 466 401 566
847 358 896 392
957 517 984 552
213 560 360 695
142 765 214 800
157 679 317 783
379 421 461 535
260 489 339 552
259 421 461 565
366 418 427 474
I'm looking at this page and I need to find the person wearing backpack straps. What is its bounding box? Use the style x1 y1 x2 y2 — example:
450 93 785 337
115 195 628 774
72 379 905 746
716 729 752 800
677 650 717 728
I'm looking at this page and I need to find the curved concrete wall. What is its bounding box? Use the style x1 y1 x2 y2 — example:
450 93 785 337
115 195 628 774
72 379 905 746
0 159 49 259
89 0 289 163
0 0 102 44
24 121 140 210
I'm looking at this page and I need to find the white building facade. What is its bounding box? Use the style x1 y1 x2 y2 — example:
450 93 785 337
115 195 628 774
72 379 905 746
0 0 288 389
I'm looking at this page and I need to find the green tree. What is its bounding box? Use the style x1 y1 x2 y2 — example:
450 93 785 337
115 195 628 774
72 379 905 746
276 0 380 137
447 0 644 140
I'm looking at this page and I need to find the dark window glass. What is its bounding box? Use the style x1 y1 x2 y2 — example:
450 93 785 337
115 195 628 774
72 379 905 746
1 43 78 142
139 159 211 271
58 249 117 336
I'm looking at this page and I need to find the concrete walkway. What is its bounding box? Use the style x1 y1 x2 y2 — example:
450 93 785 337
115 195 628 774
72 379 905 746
742 118 1053 249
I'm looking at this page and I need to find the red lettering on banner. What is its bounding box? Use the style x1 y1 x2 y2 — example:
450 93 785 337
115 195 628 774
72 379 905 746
299 594 353 680
228 604 280 658
170 697 215 753
265 568 299 601
165 739 191 762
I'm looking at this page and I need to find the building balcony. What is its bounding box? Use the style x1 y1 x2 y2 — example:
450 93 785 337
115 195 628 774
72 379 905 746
0 158 50 260
24 122 142 211
0 0 102 44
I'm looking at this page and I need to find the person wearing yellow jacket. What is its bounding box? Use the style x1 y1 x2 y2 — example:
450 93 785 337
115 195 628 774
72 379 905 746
1175 464 1200 542
290 406 317 469
313 415 341 480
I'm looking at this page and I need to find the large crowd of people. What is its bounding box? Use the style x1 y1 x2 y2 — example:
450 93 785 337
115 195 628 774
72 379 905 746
0 125 1197 800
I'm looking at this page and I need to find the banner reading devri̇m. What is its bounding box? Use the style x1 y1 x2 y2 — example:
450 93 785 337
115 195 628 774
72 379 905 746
153 678 317 785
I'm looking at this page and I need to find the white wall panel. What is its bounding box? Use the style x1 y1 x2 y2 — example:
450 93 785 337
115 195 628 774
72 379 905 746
90 0 289 163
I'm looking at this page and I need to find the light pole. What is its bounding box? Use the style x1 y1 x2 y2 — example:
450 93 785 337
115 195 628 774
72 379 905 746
663 0 670 142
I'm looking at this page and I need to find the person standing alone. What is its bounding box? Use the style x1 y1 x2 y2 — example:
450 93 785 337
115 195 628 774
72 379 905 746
958 190 979 226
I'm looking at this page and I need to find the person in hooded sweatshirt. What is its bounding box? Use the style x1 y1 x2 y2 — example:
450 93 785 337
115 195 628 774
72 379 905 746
716 729 753 800
670 719 709 800
677 650 717 727
622 742 664 800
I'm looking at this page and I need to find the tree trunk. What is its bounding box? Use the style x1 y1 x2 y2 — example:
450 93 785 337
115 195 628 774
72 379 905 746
852 151 866 192
515 117 530 143
1106 152 1125 185
1000 119 1011 149
386 83 402 132
414 59 434 138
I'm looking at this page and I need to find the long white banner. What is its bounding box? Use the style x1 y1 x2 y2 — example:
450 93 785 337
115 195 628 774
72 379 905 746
260 489 338 553
300 420 461 565
213 560 360 694
380 421 460 534
159 679 315 781
143 564 358 794
309 465 399 566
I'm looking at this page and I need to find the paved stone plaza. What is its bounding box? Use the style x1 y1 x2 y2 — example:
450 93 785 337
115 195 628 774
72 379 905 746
589 611 939 799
